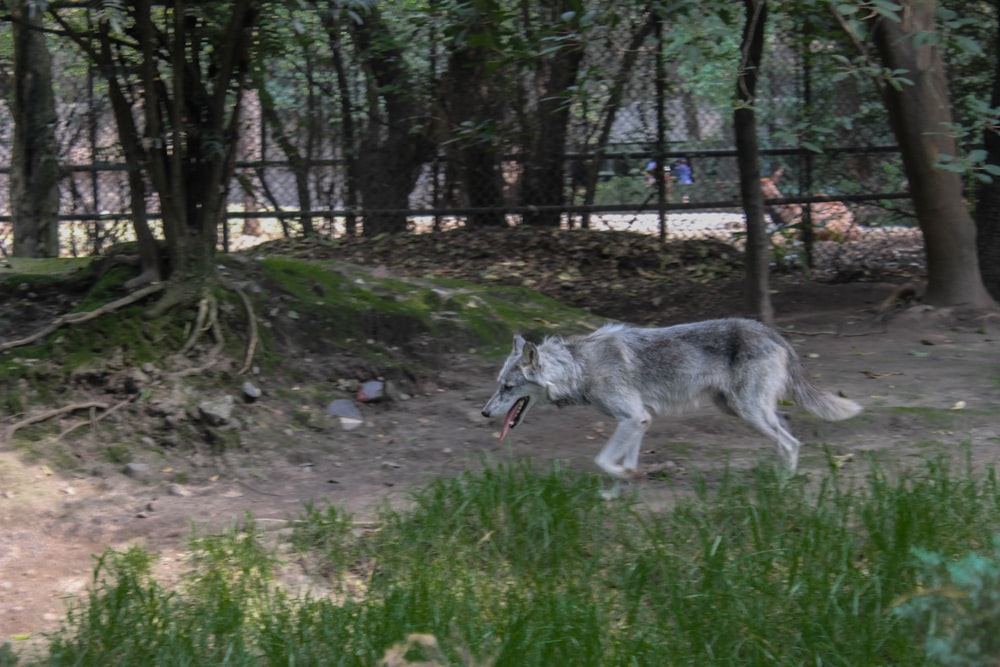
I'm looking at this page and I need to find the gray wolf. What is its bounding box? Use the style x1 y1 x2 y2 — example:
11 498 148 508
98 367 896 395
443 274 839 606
482 318 861 494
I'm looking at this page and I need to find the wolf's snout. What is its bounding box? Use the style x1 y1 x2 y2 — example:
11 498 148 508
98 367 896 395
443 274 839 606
481 408 490 418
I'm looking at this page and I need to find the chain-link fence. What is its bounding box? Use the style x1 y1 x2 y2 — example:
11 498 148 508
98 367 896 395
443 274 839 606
0 6 923 282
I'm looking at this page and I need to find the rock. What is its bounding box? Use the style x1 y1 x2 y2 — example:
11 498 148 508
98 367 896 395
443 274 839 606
123 462 150 478
357 380 385 403
242 381 262 402
166 483 192 497
326 399 364 431
199 395 235 426
327 399 362 419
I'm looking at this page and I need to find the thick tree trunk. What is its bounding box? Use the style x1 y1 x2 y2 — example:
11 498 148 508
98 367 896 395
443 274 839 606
735 0 773 324
871 2 996 309
345 4 434 236
974 6 1000 302
10 0 60 258
442 30 506 229
520 5 585 228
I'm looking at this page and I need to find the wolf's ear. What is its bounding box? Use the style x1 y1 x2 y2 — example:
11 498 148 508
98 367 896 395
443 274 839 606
512 334 526 354
520 341 540 371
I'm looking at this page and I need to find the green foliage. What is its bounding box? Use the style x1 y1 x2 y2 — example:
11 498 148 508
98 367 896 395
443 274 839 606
895 536 1000 667
27 455 1000 666
592 175 650 206
0 642 19 667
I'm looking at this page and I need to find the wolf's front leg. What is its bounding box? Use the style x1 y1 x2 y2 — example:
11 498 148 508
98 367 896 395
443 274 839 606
595 412 649 498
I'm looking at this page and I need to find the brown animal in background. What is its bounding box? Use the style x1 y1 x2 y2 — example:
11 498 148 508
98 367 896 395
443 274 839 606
760 168 860 242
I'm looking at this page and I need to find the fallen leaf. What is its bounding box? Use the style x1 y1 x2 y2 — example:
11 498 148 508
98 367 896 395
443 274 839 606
831 453 855 469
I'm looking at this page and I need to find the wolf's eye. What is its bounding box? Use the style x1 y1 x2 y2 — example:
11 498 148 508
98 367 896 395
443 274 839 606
502 384 513 391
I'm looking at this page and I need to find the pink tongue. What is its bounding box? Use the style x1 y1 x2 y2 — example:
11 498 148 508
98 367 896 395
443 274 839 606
498 403 520 442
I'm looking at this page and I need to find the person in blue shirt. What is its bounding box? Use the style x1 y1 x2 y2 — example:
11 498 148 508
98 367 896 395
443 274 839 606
672 158 693 202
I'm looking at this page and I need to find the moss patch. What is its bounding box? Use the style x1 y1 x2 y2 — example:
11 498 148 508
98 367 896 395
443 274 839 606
257 256 601 360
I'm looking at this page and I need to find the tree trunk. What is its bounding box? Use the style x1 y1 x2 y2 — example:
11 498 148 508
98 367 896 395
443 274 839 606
10 0 60 258
441 12 506 229
870 1 996 309
974 6 1000 302
343 4 434 236
520 5 585 228
735 0 773 324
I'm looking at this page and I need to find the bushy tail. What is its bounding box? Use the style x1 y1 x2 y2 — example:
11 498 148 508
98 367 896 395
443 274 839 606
785 350 862 421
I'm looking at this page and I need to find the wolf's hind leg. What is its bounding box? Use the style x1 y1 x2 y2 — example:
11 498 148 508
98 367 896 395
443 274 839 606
734 404 802 472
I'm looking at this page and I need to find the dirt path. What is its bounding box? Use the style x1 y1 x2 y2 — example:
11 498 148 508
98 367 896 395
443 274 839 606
3 304 999 650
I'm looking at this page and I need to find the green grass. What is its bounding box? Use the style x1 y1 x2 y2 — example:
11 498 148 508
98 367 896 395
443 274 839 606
19 456 1000 666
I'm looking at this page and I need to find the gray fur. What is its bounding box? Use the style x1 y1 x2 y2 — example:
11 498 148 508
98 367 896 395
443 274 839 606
482 318 861 494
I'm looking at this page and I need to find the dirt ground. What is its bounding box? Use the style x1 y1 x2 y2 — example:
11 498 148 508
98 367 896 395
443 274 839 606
2 246 999 650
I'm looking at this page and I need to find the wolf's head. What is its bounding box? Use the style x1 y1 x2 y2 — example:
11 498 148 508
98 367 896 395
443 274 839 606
481 334 549 442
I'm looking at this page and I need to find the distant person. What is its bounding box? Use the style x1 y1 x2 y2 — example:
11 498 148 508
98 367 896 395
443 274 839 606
645 159 671 188
673 157 693 202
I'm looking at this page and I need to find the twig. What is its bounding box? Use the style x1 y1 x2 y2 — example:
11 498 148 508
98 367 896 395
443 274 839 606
0 283 166 353
782 325 883 337
6 401 109 442
236 479 285 497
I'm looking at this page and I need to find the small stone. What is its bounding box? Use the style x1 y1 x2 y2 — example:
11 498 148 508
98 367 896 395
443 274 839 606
357 380 385 403
199 395 235 426
242 381 262 401
326 399 364 430
166 483 192 497
123 462 150 478
339 417 363 431
326 399 362 419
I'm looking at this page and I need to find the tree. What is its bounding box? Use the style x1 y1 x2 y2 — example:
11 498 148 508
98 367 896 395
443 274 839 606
438 0 507 228
319 2 436 236
735 0 774 323
9 0 59 258
517 1 587 227
50 1 262 311
860 1 996 309
974 5 1000 301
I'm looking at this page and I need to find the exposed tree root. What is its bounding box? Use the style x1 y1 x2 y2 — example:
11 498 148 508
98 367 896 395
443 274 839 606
2 277 261 443
5 401 109 442
179 296 213 356
56 396 136 441
0 283 166 353
230 284 259 375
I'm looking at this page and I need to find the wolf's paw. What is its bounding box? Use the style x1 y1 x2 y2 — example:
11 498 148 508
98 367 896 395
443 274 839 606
600 479 630 500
